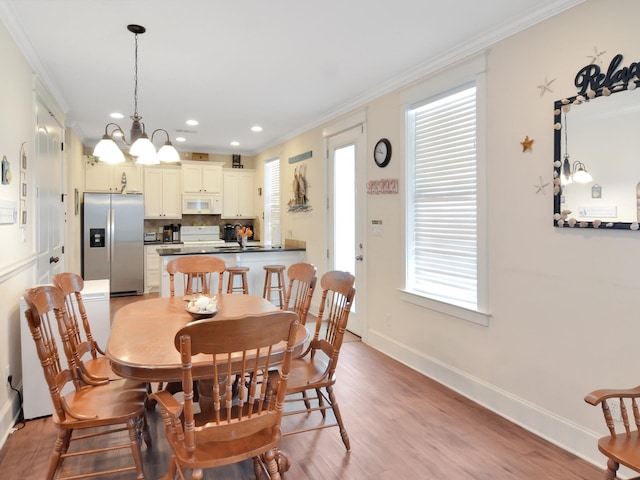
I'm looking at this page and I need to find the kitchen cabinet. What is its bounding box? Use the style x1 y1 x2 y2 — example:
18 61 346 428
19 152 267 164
143 166 182 219
84 160 142 193
222 169 256 218
182 161 223 193
145 244 173 293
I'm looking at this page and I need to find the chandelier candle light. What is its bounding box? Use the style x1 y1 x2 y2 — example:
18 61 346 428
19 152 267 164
92 24 179 165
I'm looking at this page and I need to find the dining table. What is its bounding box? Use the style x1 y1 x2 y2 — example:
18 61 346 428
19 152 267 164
107 294 307 384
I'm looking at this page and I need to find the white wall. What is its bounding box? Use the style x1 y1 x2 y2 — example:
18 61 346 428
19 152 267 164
0 18 39 446
253 0 640 468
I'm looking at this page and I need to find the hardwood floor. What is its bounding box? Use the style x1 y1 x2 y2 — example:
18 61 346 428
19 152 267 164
1 294 604 479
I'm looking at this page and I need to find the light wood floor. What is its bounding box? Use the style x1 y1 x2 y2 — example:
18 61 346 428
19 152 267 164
0 294 604 479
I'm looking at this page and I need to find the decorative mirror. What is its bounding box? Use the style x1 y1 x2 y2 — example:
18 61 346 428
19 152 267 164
554 54 640 230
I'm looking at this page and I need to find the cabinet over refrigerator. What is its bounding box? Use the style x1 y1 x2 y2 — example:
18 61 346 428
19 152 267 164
83 192 144 296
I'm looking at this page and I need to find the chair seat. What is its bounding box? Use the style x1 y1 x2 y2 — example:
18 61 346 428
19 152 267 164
84 357 122 381
274 356 331 393
55 379 147 428
598 432 640 472
170 428 279 468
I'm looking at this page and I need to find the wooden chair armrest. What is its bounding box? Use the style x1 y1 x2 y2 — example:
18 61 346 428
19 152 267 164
150 390 184 418
584 385 640 405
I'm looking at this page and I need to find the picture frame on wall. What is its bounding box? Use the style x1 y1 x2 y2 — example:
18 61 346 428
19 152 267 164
20 171 27 198
20 199 26 226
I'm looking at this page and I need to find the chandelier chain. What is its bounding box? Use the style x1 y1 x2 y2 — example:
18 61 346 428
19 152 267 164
133 32 139 117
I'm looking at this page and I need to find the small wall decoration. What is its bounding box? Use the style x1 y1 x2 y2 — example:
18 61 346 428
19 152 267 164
587 47 606 64
20 142 27 170
536 76 555 97
288 150 312 164
520 136 534 152
288 163 311 212
1 156 11 184
20 171 27 198
20 199 26 226
367 178 399 195
533 176 549 195
592 184 602 199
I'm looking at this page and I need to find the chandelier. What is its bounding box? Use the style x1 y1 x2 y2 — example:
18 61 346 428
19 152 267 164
561 111 592 185
92 24 179 165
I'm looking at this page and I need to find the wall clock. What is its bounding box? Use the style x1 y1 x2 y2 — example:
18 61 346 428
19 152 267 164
374 138 392 167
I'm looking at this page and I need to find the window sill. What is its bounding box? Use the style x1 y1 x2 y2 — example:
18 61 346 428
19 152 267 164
399 289 490 326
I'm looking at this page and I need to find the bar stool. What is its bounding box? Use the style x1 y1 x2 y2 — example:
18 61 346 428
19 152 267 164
263 265 286 308
226 266 250 294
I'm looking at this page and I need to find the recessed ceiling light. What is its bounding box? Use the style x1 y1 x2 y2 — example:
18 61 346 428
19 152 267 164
230 141 240 147
186 119 199 126
176 137 186 142
251 125 262 132
110 112 124 119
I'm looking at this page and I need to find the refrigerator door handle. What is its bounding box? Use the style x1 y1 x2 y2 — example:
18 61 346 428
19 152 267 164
109 207 115 263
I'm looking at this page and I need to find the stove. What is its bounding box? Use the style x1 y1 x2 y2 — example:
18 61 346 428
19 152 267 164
180 226 226 247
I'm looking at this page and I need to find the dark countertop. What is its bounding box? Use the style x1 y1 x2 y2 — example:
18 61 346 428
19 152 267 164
144 240 183 246
157 245 305 256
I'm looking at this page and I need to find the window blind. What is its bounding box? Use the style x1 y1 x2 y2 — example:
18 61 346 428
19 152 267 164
265 159 280 241
409 86 477 309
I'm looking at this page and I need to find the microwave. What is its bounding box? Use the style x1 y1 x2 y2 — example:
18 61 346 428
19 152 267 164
182 194 222 215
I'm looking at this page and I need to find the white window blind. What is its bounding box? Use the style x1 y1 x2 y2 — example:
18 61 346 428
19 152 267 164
408 85 478 310
264 159 280 243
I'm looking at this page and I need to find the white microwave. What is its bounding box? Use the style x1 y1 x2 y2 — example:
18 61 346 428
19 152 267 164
182 194 222 215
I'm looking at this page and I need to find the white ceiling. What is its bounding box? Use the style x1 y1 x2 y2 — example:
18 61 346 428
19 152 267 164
0 0 582 156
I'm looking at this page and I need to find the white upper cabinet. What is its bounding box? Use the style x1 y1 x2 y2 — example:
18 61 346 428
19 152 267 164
143 166 182 219
182 161 223 193
222 169 255 218
84 159 142 193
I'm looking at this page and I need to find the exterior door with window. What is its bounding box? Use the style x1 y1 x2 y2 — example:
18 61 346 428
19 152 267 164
327 125 366 337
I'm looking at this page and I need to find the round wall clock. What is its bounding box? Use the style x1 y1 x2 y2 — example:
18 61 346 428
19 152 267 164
374 138 392 167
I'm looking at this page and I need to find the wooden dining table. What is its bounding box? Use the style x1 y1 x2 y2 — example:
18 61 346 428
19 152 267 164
107 294 307 383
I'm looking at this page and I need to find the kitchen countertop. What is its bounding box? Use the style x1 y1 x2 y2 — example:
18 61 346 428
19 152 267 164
144 240 183 246
157 245 305 256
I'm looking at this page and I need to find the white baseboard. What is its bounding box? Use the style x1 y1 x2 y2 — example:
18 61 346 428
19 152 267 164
0 381 22 450
366 329 605 471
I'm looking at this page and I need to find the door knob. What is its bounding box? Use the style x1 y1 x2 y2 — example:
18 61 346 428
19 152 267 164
355 255 363 261
49 256 60 264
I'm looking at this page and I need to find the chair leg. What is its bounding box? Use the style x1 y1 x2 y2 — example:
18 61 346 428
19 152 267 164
126 417 146 480
605 458 619 480
47 428 71 480
327 385 351 451
263 449 282 480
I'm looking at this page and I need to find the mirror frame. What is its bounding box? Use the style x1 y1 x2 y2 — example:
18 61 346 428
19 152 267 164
553 53 640 230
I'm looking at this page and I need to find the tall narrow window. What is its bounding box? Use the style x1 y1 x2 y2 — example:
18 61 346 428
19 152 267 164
406 84 478 311
264 158 281 245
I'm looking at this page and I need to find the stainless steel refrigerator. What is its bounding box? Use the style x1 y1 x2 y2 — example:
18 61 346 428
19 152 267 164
83 193 144 296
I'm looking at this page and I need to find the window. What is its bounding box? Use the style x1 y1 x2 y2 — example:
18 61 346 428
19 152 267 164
264 158 281 245
405 83 487 323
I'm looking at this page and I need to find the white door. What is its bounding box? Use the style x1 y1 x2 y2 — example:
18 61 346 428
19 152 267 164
35 95 65 284
327 125 366 338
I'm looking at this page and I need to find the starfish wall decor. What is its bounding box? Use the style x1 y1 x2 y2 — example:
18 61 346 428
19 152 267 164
537 76 555 97
520 136 534 152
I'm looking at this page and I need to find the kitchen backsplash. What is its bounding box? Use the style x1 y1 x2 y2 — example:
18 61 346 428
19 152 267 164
144 215 259 240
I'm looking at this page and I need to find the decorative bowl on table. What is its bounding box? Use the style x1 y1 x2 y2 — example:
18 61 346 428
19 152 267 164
185 295 219 320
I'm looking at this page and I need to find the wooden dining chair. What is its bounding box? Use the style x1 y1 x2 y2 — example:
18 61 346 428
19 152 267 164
167 255 226 297
22 285 150 480
150 310 300 480
52 272 119 382
283 262 317 327
270 270 355 451
584 385 640 479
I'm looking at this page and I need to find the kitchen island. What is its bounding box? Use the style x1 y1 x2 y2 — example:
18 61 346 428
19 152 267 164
157 245 306 297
